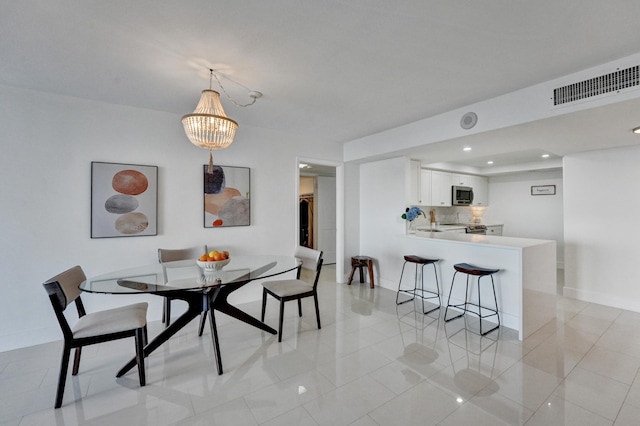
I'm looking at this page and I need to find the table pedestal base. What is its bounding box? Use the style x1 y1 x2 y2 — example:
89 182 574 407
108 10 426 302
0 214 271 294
117 283 276 378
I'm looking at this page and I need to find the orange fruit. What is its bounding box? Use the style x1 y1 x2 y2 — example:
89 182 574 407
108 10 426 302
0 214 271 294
198 254 208 261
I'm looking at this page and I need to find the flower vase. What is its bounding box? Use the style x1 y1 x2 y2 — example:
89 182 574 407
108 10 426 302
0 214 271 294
406 220 416 234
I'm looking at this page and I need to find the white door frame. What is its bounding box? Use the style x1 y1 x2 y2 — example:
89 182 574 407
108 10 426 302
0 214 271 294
296 157 344 283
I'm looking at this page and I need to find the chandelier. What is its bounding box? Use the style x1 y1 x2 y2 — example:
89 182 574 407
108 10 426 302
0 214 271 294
182 69 261 173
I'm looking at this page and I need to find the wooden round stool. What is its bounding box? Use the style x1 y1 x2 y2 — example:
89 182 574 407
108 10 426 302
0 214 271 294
347 256 375 288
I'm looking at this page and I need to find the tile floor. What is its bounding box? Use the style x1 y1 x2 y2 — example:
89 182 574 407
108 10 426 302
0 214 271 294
3 266 640 425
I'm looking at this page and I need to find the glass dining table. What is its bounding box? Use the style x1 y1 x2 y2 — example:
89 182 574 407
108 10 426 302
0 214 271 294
80 255 301 376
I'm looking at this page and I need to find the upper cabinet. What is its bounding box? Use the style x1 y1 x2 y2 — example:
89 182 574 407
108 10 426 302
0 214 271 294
420 169 432 206
406 159 421 205
468 175 489 206
431 170 453 206
407 160 489 207
452 174 470 187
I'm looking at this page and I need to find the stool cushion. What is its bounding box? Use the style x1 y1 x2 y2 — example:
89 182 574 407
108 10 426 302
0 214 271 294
453 263 499 276
403 255 439 265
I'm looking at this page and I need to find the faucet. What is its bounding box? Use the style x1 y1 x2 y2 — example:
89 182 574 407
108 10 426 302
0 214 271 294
429 209 436 229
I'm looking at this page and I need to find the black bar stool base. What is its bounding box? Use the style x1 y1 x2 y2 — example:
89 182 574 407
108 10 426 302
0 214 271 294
395 255 441 315
444 263 500 336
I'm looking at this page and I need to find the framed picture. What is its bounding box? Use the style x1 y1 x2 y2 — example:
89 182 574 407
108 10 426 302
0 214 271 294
204 165 250 228
531 185 556 196
91 162 158 238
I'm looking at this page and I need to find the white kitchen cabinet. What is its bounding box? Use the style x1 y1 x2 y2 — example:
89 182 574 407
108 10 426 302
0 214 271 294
469 175 489 206
406 159 421 204
431 170 453 206
486 225 503 236
420 169 431 205
452 174 470 186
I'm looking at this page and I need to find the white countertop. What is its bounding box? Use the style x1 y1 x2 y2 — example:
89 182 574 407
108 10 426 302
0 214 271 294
411 229 554 249
417 223 504 231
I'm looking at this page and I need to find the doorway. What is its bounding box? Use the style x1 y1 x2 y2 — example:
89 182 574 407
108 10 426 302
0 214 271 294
297 160 342 279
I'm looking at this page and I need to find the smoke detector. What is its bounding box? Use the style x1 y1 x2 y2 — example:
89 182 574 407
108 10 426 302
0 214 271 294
460 112 478 130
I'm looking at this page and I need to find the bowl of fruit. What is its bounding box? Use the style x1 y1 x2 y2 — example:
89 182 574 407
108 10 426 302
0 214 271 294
197 250 230 271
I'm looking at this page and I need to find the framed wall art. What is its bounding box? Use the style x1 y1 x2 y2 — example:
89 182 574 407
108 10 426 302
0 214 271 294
204 165 250 228
531 185 556 196
91 162 158 238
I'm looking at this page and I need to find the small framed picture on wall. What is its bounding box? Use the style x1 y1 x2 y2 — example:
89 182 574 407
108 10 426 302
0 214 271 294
531 185 556 196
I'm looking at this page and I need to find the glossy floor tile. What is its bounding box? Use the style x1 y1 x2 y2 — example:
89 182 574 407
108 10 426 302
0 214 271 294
3 266 640 425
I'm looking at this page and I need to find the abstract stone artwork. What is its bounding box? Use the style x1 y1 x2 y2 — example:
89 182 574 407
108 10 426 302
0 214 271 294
203 165 250 228
91 162 158 238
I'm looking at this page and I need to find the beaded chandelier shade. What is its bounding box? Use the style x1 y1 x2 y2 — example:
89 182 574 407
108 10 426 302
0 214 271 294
182 88 238 173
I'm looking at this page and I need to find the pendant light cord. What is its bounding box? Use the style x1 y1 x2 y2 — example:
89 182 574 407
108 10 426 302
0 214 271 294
209 69 260 108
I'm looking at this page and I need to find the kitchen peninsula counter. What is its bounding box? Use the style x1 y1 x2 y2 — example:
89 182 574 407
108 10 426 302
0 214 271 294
399 231 556 340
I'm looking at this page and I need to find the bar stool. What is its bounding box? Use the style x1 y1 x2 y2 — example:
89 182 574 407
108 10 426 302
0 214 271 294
396 255 441 314
444 263 500 335
347 256 375 288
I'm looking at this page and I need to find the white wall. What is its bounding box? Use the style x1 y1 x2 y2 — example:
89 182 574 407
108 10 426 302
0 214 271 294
563 146 640 311
343 162 360 280
0 84 342 352
317 176 337 264
482 169 564 267
359 157 408 289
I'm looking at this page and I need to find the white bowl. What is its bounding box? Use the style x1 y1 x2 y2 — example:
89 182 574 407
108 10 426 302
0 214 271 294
197 258 230 271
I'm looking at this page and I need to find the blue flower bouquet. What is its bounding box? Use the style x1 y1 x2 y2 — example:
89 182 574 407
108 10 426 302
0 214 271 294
402 206 424 221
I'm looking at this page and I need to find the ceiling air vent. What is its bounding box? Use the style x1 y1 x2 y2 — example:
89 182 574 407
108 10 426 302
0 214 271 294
553 65 639 106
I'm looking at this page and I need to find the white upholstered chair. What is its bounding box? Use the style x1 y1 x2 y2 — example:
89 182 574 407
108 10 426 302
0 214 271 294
260 247 323 342
43 265 148 408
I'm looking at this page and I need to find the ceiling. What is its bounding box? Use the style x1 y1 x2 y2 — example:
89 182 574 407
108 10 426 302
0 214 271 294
2 1 640 171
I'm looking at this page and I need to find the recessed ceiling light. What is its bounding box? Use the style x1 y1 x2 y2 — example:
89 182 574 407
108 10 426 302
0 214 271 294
487 161 494 165
463 147 472 151
299 163 310 169
633 126 640 134
541 154 550 158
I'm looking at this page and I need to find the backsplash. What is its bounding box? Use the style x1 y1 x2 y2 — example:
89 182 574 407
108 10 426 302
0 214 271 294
411 206 485 226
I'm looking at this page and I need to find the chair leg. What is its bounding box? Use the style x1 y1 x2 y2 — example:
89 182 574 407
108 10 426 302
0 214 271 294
298 298 302 317
367 260 375 288
261 289 267 322
198 311 208 336
278 300 285 342
313 293 321 329
347 265 356 285
55 344 71 408
396 261 414 305
72 347 82 375
164 298 171 328
143 325 148 346
445 271 465 322
134 328 146 386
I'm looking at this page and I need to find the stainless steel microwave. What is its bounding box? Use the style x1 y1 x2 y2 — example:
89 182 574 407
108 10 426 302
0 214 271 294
452 186 474 206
